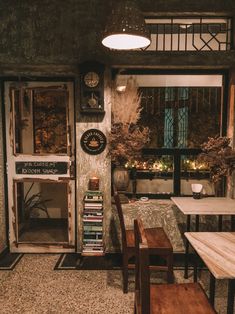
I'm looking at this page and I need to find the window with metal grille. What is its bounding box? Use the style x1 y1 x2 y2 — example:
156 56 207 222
140 86 221 148
117 73 226 197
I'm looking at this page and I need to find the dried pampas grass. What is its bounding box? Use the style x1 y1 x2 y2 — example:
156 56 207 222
112 78 142 125
108 77 150 166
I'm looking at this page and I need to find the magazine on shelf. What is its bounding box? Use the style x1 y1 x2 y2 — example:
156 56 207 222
84 202 103 207
83 225 103 232
85 190 103 196
83 211 103 218
83 239 103 243
82 247 104 252
84 195 103 201
83 243 103 247
83 232 103 241
83 218 103 223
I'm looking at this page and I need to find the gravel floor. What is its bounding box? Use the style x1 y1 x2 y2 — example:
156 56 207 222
0 254 233 314
0 254 133 314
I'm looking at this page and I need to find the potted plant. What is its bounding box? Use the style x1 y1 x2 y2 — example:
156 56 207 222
22 182 51 229
197 136 235 196
108 78 150 196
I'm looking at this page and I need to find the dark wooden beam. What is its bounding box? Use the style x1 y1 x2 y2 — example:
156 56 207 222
103 51 235 69
0 64 78 77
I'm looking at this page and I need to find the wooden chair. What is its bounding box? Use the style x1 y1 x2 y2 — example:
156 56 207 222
134 218 216 314
113 191 174 293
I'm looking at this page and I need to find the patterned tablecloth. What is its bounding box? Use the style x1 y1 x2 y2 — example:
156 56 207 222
110 200 185 252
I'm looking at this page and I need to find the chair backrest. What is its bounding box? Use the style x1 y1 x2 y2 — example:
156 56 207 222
113 191 127 250
134 218 150 314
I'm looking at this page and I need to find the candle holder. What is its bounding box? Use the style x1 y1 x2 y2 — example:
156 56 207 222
89 177 99 190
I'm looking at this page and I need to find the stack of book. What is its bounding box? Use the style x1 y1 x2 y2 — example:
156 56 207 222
82 190 104 255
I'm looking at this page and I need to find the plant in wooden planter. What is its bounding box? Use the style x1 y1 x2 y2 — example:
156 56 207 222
197 136 235 195
108 78 150 197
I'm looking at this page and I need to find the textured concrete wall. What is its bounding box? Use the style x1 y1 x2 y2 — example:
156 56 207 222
0 0 107 65
0 96 6 253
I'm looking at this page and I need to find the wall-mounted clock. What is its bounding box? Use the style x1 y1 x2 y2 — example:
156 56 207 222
80 61 105 114
84 71 100 88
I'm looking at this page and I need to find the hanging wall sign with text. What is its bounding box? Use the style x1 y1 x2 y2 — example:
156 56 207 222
15 161 68 175
80 129 107 155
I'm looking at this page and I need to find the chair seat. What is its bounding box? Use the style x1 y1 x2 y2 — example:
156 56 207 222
150 283 215 314
126 227 173 253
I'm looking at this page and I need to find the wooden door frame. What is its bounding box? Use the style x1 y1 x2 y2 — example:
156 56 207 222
3 79 76 253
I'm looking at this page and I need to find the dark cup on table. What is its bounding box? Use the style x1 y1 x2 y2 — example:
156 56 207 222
193 192 201 199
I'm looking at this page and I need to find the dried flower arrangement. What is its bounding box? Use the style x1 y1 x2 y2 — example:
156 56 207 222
108 78 150 166
197 136 235 183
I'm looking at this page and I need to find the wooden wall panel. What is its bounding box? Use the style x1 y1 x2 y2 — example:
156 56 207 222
0 89 7 253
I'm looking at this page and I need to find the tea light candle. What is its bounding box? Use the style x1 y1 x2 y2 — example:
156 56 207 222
89 177 99 190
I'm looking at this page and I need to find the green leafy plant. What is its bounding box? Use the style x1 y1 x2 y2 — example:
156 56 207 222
23 183 51 220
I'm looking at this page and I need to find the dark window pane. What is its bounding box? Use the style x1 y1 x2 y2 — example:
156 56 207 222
140 87 221 148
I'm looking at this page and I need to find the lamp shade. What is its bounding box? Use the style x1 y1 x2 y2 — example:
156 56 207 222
102 0 151 50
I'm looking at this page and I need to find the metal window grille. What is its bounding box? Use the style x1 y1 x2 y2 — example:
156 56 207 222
179 88 189 100
140 86 221 148
144 17 232 51
164 108 174 147
177 107 188 148
165 88 175 101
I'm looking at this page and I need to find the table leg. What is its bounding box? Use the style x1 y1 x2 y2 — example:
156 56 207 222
209 273 216 307
195 215 199 231
184 215 191 279
193 249 198 283
227 279 235 314
218 215 223 231
231 215 235 232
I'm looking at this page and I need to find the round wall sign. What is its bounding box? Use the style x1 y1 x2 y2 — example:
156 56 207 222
80 129 107 155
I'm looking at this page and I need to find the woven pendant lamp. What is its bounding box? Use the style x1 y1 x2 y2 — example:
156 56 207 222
102 0 151 50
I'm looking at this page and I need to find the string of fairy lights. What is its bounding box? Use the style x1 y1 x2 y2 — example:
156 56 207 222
125 158 208 172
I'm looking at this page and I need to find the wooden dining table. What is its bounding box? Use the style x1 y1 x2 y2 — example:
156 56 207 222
185 232 235 314
171 197 235 278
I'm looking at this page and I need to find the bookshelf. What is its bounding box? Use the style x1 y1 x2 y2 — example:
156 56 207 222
82 190 105 256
